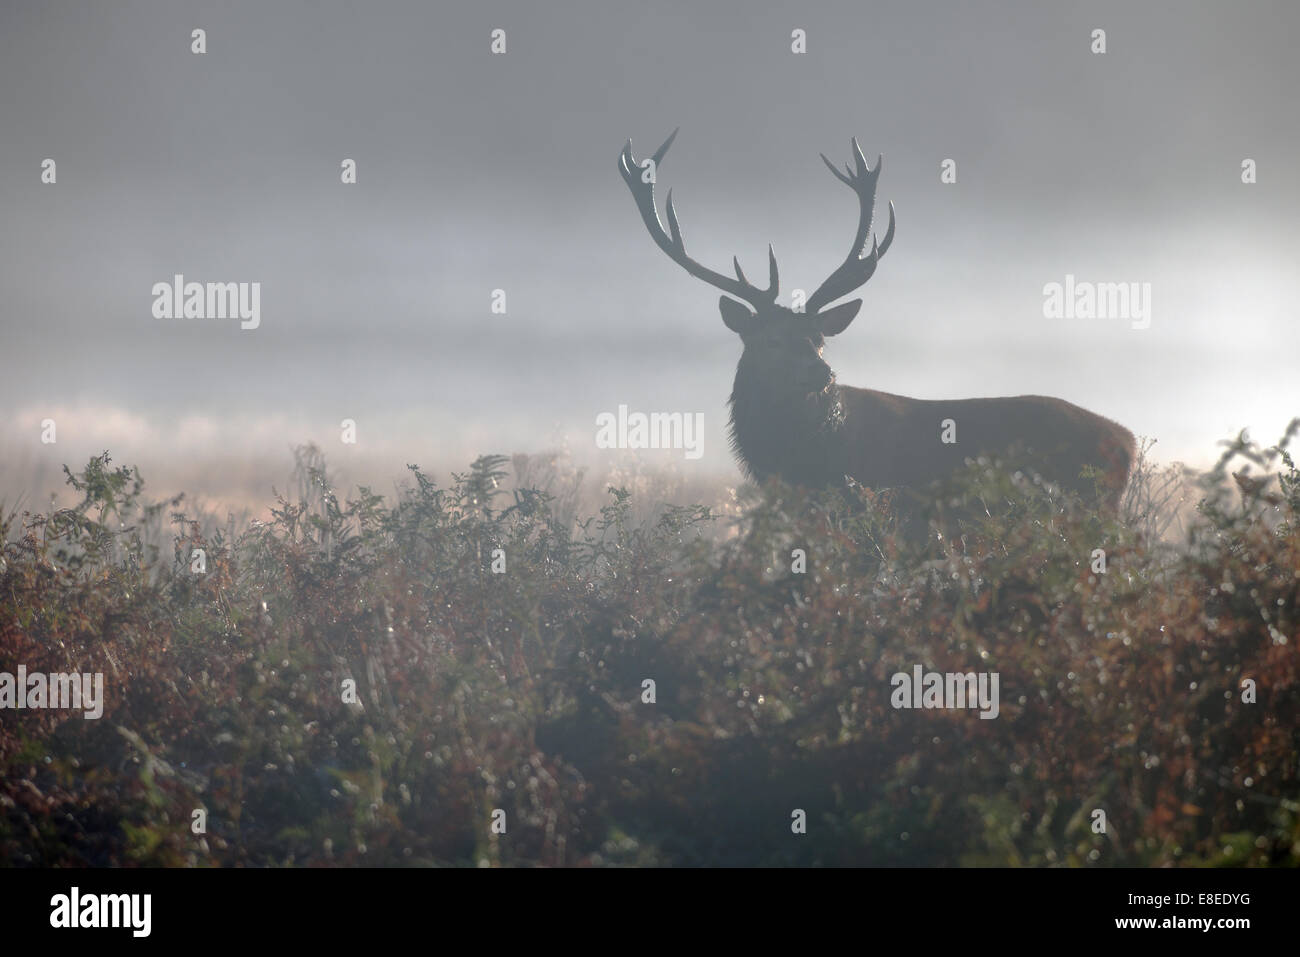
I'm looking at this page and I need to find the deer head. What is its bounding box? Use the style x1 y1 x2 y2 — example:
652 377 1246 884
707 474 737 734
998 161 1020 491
619 129 895 397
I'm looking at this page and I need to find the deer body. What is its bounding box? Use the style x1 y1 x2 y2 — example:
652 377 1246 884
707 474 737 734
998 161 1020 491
621 131 1135 508
730 373 1135 506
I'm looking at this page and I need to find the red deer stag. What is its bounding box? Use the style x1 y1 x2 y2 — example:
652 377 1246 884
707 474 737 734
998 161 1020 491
618 130 1135 509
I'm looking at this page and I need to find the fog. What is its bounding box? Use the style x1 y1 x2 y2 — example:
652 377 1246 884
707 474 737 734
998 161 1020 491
2 1 1297 512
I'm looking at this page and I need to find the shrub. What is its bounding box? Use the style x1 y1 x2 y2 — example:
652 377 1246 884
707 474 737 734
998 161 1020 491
2 423 1298 866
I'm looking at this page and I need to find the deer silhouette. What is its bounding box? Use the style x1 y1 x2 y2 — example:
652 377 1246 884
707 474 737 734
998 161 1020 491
619 130 1135 509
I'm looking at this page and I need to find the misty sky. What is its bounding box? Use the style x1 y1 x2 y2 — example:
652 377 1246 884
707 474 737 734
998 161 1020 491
2 0 1298 507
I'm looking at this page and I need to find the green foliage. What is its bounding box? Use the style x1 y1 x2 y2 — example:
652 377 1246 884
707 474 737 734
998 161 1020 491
2 425 1299 867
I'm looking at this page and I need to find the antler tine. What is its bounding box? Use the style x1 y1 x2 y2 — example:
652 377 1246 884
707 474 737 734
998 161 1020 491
806 139 895 314
850 136 871 179
619 131 778 309
651 126 678 167
732 247 780 298
820 152 854 187
877 199 897 258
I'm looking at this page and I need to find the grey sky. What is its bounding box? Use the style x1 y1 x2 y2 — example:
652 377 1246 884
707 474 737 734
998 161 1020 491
2 0 1298 507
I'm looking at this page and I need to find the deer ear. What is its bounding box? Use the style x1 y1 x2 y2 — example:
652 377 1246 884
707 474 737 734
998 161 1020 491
718 296 754 334
816 299 862 336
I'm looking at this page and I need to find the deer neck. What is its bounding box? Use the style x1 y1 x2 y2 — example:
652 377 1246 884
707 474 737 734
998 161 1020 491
727 356 848 486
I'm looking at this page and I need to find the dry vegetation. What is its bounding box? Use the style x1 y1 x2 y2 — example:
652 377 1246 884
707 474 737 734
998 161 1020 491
2 422 1298 866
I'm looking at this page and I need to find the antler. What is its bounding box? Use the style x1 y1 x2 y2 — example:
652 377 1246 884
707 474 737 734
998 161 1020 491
805 138 896 315
619 129 779 311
